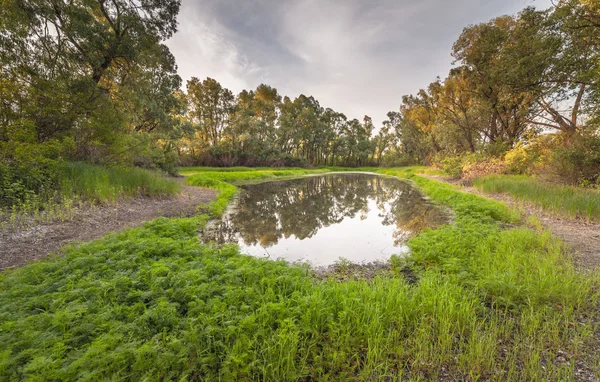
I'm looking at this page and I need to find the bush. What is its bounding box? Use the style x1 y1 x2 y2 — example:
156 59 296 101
436 153 483 178
462 158 507 181
0 124 73 208
504 135 556 175
548 134 600 187
381 151 415 167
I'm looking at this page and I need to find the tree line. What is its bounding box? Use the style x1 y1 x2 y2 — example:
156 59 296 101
176 77 393 167
389 0 600 184
172 0 600 178
1 0 599 207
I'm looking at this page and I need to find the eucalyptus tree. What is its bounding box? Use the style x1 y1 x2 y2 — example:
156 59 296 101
372 121 397 165
499 6 598 140
430 71 481 153
400 89 441 154
452 15 533 149
186 77 234 147
454 6 599 144
0 0 182 160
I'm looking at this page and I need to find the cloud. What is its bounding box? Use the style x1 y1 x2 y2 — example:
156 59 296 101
166 0 553 125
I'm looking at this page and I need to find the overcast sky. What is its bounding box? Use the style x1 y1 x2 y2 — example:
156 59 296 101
166 0 553 126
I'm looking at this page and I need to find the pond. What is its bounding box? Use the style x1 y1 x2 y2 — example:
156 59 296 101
205 173 449 266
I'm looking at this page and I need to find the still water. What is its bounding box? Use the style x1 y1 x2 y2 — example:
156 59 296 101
206 173 448 266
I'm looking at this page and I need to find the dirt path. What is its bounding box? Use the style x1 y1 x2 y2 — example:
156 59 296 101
423 175 600 270
0 184 216 270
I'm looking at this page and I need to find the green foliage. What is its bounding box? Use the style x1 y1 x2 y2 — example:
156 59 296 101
504 140 547 174
0 124 73 207
177 81 387 167
58 162 181 203
436 153 483 178
473 174 600 220
548 134 600 186
394 2 600 183
1 167 598 380
1 0 184 191
1 162 180 227
380 151 413 167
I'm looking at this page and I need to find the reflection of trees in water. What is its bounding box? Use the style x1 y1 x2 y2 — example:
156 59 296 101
213 174 448 247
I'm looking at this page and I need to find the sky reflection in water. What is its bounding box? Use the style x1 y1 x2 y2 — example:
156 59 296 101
208 174 448 266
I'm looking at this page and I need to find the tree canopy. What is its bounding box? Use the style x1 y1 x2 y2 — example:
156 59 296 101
1 0 600 204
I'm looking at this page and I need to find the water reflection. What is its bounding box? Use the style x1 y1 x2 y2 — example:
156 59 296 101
207 174 448 266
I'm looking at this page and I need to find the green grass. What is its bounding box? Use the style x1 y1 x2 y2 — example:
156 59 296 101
0 167 598 380
59 162 181 202
473 174 600 221
1 162 181 228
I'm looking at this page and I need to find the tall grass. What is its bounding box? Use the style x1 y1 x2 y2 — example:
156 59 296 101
59 162 181 202
0 167 598 380
473 174 600 221
1 162 181 228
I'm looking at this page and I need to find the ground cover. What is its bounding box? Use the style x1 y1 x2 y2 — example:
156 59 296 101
0 167 598 380
473 175 600 221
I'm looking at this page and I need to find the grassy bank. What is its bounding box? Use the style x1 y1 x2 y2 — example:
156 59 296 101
0 167 598 380
1 162 181 227
473 174 600 221
59 162 181 202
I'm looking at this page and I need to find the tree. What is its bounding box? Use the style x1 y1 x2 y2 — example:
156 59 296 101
0 0 182 161
186 77 234 147
431 72 480 153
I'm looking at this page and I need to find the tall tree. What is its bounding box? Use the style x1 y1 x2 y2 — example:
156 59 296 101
186 77 234 146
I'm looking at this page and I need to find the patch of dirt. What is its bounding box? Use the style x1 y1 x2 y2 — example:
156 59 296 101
423 175 600 271
0 184 216 270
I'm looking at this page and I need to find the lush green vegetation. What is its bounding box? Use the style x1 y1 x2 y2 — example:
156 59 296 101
473 175 600 221
393 1 600 186
2 1 599 214
1 167 598 380
1 162 180 226
57 162 181 203
171 1 600 185
1 0 599 378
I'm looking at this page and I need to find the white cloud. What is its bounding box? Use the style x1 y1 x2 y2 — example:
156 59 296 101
167 0 554 125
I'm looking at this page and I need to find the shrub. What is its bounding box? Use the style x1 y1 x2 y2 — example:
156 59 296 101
504 135 556 175
547 133 600 187
381 151 415 167
0 124 73 207
436 153 483 178
462 158 507 181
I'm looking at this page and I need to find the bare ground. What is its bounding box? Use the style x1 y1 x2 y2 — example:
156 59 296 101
423 175 600 271
0 184 216 270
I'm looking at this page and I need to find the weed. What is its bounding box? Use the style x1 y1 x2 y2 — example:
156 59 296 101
0 167 598 380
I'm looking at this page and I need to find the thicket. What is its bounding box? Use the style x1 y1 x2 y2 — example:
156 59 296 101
0 0 184 209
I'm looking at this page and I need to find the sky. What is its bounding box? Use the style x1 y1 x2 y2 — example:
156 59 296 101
166 0 554 126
